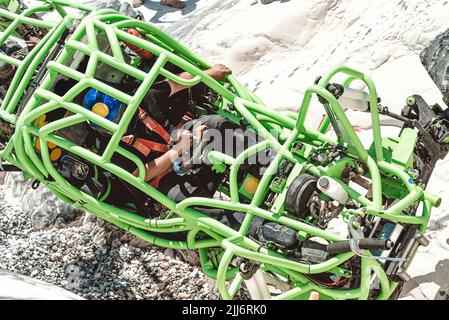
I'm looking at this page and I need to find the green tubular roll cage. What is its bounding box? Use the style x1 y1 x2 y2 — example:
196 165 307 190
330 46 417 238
0 0 442 300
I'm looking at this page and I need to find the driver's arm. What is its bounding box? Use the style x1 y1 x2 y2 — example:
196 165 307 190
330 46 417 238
167 64 232 96
134 130 192 182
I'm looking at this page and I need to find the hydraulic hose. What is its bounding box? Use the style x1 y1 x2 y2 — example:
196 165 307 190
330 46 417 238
327 239 394 255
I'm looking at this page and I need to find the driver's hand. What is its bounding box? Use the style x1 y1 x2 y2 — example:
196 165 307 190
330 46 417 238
174 130 192 156
193 125 208 143
206 64 232 82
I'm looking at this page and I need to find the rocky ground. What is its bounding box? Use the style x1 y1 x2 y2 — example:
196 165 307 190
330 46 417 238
0 173 217 300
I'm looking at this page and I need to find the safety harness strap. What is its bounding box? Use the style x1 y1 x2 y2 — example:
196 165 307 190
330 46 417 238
122 135 170 156
122 108 174 188
122 107 173 155
137 107 172 145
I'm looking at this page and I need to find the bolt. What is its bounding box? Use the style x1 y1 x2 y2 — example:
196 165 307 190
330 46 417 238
319 177 330 189
406 96 416 106
317 153 329 163
295 142 304 150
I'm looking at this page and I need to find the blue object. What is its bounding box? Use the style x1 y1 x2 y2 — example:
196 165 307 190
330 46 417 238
173 159 189 176
82 89 124 131
373 223 395 256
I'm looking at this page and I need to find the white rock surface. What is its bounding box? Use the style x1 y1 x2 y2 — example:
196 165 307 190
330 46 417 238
0 269 83 300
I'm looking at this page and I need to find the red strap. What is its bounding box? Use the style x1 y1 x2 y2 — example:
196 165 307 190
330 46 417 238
122 135 169 156
124 29 154 61
138 108 172 145
121 108 174 188
136 138 170 153
121 108 172 156
150 169 171 189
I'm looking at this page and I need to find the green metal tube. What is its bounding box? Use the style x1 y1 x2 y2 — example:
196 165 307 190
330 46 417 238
229 140 271 202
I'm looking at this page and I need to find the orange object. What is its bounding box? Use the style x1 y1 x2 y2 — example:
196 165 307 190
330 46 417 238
35 138 57 151
244 176 260 195
122 135 169 156
121 107 173 188
35 138 41 151
124 28 154 61
50 148 62 161
35 114 47 128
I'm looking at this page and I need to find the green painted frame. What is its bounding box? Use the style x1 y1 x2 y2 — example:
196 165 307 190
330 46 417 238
0 0 441 300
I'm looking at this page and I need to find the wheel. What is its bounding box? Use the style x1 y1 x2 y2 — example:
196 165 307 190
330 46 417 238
285 174 318 218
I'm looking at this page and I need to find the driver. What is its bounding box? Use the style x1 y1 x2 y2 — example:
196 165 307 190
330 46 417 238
134 63 235 185
107 63 267 234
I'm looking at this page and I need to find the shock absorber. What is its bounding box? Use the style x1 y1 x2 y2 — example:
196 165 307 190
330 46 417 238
386 228 430 282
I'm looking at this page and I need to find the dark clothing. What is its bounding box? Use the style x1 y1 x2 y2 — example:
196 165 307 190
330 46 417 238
109 77 269 236
140 58 195 130
140 80 190 130
158 166 265 236
109 81 181 173
140 79 212 131
158 114 267 236
110 82 245 175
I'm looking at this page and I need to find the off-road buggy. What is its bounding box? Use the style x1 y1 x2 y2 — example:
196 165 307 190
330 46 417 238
1 0 449 300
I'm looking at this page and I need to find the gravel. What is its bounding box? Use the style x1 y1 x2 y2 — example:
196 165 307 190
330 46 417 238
0 172 222 300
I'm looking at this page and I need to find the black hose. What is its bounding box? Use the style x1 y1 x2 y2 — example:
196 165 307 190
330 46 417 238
326 239 394 255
